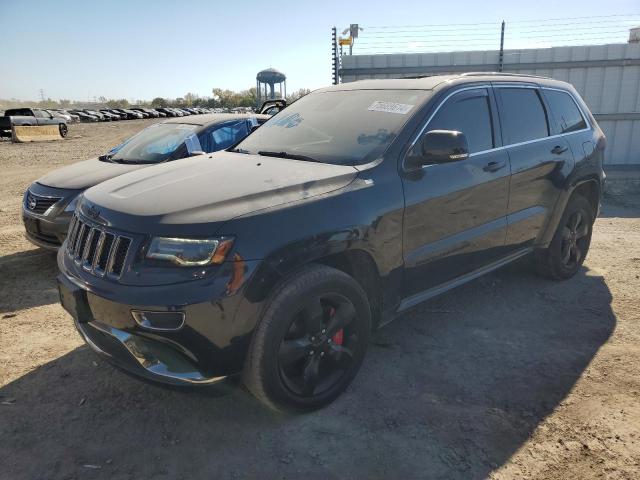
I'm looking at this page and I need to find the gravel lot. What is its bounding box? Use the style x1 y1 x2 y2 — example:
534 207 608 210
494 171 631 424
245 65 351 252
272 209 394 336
1 121 639 479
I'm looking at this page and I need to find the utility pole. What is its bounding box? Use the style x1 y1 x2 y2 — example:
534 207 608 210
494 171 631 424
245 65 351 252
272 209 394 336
39 89 45 102
498 20 505 72
332 27 338 85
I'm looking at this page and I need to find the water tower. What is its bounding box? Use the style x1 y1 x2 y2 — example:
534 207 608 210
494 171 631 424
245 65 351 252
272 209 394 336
256 68 286 105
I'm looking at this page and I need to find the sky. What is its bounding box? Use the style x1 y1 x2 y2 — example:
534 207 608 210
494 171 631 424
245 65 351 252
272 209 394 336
1 0 638 102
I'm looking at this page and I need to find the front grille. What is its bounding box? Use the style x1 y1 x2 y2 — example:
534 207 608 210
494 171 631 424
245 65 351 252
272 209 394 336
66 214 132 278
26 191 61 215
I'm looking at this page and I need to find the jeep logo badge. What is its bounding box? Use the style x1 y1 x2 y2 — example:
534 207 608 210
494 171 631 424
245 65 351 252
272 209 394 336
87 205 100 219
28 197 37 210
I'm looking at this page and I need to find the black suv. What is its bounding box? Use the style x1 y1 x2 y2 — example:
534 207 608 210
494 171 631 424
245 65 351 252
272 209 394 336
57 73 605 411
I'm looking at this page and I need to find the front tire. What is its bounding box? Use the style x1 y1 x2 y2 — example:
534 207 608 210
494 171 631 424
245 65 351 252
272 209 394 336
59 123 68 137
534 194 594 279
243 264 371 412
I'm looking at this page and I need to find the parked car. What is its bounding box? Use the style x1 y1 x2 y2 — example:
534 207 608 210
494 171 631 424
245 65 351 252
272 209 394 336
113 109 143 119
54 110 81 123
127 109 145 119
0 107 68 137
70 110 100 122
259 99 287 116
99 110 123 121
22 113 269 249
132 108 160 118
47 109 78 124
56 73 605 412
155 107 178 117
105 109 125 119
84 109 108 121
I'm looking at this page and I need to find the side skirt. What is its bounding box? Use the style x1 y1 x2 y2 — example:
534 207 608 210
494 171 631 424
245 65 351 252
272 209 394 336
392 247 533 318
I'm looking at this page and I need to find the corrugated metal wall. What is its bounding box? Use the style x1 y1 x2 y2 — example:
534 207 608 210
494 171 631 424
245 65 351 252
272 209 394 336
340 43 640 167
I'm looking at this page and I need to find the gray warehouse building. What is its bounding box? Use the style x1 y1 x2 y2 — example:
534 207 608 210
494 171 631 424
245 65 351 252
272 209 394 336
339 39 640 171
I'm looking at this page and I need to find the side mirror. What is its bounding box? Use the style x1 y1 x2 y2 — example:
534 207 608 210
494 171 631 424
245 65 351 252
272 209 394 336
406 130 469 169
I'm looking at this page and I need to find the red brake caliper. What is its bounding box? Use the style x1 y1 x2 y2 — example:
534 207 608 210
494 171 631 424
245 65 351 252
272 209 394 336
329 307 344 345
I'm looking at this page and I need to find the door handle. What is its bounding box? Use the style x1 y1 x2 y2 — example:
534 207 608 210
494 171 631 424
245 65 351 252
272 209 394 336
483 160 506 172
551 145 568 155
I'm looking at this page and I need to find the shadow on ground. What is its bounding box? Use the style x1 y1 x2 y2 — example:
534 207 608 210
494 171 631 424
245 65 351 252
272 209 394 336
0 249 58 313
599 193 640 218
0 261 615 479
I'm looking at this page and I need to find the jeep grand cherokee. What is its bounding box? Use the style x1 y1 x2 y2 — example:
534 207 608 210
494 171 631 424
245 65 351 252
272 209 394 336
57 73 605 411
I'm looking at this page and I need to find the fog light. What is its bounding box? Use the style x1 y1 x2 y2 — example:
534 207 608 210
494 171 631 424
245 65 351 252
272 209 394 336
132 310 185 331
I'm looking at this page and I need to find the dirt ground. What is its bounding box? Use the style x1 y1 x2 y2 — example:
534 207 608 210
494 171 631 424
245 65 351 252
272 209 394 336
0 121 639 480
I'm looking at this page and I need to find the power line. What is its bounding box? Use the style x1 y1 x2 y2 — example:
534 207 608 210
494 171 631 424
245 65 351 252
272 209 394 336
366 20 640 35
364 13 640 30
357 29 631 45
367 24 639 38
355 35 631 53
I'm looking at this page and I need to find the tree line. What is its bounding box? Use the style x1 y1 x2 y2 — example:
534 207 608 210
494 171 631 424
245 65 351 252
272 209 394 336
1 87 311 110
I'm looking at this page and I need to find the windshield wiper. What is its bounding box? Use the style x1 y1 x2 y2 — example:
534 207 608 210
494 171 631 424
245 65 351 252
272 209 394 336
257 150 322 163
98 154 114 162
231 147 251 154
105 157 149 164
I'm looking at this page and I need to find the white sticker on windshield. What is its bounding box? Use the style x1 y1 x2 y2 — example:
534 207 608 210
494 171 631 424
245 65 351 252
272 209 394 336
368 101 414 115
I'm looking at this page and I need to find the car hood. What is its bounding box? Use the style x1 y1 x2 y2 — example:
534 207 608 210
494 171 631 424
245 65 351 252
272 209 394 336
83 151 358 227
37 158 148 190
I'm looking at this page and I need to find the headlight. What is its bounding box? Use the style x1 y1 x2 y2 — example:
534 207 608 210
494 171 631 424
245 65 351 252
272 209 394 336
146 237 233 266
64 193 82 212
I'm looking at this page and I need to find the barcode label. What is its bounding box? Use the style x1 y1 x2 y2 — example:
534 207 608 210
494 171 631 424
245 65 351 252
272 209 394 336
368 101 414 115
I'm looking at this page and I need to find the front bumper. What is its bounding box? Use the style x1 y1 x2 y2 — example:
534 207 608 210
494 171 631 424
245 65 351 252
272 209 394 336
74 318 226 385
57 252 262 386
22 183 82 249
23 210 71 249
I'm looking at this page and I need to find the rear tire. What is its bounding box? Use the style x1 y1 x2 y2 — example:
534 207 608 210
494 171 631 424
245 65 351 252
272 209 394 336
243 264 371 412
534 194 594 279
59 123 68 137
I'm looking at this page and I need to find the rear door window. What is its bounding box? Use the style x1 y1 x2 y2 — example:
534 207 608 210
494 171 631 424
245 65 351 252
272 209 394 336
496 88 549 145
199 121 249 152
543 89 587 134
427 89 494 153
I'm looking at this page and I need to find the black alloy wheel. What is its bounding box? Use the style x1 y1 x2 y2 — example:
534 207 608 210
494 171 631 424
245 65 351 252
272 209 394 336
243 264 371 412
534 194 594 279
278 293 359 397
560 210 590 269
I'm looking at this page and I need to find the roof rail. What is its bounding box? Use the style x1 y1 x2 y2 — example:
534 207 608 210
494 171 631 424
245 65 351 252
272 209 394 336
459 72 552 80
401 74 440 79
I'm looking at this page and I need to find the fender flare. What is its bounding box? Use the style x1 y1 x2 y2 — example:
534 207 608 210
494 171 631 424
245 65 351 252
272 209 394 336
232 232 385 336
538 176 602 247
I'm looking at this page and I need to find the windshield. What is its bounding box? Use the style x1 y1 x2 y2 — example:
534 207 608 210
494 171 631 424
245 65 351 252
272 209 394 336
110 123 202 164
236 89 429 165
